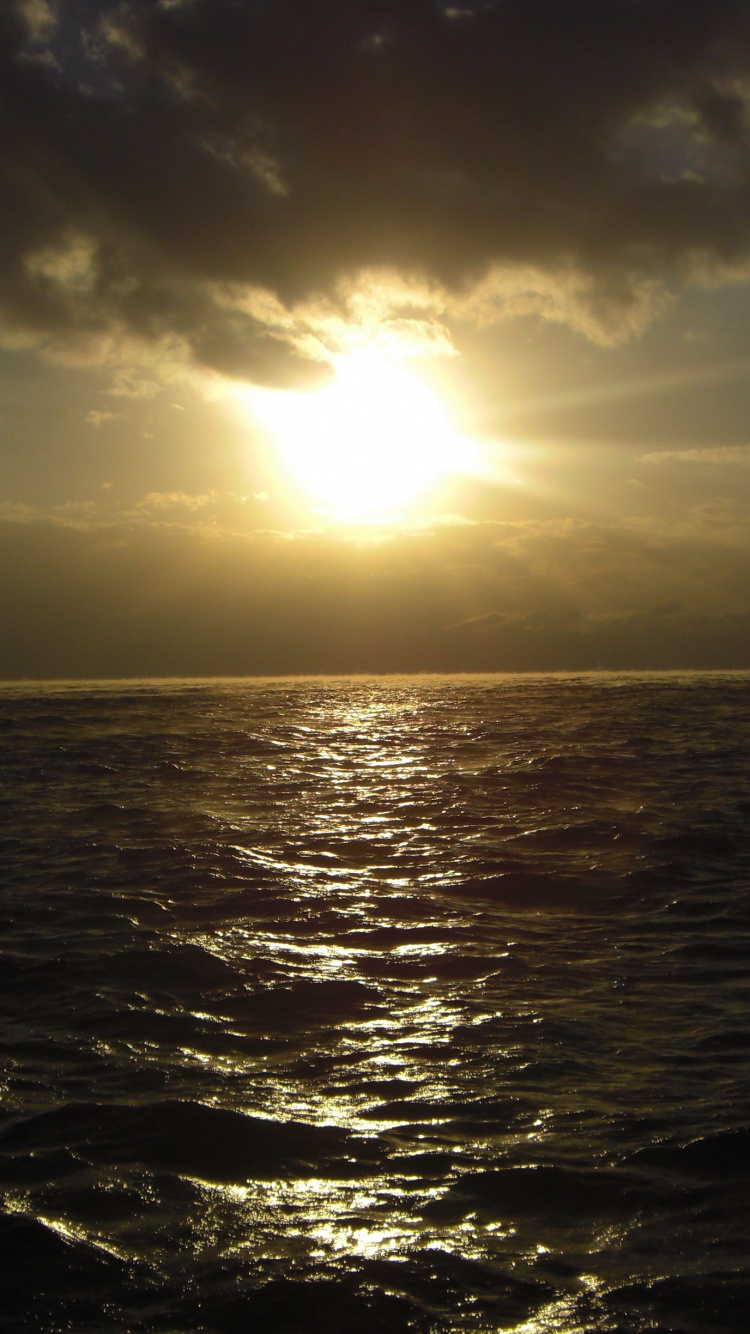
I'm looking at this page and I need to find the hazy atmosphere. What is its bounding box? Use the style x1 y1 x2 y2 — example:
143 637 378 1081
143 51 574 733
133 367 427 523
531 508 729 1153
4 10 750 1334
4 0 750 671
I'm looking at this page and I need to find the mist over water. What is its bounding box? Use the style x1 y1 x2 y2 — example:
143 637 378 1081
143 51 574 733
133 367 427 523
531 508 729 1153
1 674 749 1333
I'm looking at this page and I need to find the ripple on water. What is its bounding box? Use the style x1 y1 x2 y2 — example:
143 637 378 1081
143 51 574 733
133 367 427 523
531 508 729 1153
0 673 749 1332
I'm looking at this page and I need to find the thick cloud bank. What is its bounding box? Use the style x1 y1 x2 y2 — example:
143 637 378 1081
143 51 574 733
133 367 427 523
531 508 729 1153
3 0 750 380
2 502 750 675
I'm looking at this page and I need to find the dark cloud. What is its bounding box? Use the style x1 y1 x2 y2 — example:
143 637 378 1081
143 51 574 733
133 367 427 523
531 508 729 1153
3 0 750 376
1 505 749 675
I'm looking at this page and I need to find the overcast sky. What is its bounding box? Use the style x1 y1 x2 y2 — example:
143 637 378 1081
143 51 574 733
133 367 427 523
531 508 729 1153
4 0 750 674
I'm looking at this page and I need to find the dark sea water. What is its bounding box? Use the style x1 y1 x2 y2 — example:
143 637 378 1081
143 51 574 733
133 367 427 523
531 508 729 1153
1 673 750 1334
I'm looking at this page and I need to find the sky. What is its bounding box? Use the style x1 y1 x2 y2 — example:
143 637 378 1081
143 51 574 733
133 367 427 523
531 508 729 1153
3 0 750 674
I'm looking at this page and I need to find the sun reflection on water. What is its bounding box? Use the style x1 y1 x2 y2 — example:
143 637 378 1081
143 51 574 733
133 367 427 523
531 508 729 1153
6 677 748 1334
188 1172 523 1272
92 684 651 1330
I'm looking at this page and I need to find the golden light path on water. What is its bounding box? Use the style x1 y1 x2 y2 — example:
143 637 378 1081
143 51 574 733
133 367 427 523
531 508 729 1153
126 686 609 1333
241 345 483 519
10 676 729 1334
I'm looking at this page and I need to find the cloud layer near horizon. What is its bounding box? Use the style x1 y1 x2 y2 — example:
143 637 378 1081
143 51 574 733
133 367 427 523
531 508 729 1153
3 494 750 675
5 0 750 383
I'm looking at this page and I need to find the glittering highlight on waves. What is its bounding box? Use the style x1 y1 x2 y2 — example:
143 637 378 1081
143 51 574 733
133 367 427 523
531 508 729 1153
1 673 749 1333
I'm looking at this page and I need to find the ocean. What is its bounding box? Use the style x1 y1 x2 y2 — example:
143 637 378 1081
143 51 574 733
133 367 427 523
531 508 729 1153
1 673 749 1333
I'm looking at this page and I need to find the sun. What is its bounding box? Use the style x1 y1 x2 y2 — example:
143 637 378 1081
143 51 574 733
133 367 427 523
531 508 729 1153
246 347 476 519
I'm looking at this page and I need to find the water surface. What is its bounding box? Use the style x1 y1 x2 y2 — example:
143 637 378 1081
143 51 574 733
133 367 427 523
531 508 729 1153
1 673 749 1331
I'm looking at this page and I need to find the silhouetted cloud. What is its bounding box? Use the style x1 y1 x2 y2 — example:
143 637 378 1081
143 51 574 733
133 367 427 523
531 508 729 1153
2 499 750 675
4 0 750 381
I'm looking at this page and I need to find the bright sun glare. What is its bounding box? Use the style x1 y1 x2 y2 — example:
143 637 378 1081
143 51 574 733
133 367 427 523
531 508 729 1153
247 347 477 519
